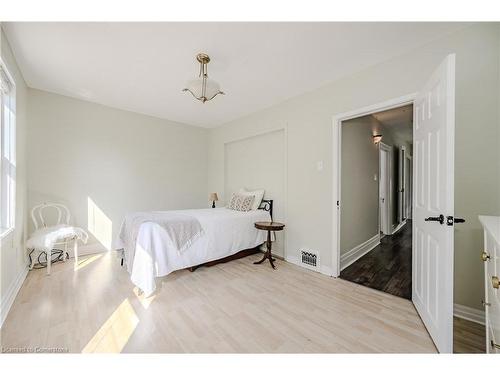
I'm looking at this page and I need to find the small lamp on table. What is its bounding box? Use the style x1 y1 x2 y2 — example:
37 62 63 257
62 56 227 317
209 192 219 208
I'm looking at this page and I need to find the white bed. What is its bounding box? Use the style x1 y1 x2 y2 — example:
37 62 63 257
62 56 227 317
115 207 271 295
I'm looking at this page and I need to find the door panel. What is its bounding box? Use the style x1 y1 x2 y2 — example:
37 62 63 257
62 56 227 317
412 54 455 353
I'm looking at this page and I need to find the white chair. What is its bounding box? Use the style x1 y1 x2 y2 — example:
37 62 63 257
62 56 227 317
27 202 88 275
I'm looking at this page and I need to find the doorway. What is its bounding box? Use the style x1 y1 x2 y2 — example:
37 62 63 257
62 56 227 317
331 55 456 353
337 104 414 300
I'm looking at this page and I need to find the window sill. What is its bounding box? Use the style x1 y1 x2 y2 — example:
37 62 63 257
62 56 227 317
0 226 15 240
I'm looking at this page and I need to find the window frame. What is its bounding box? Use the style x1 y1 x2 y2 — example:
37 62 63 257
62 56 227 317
0 58 16 239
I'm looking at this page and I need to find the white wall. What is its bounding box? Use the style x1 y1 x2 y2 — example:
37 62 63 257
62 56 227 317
224 129 286 257
0 26 28 326
340 115 380 253
209 23 500 310
27 89 209 252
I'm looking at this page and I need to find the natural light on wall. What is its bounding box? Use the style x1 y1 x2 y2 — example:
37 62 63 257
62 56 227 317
82 298 139 353
87 197 112 250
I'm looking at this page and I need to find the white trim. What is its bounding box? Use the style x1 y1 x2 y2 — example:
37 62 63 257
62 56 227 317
340 234 380 271
379 142 393 235
0 266 28 328
392 219 407 235
71 242 108 257
332 93 416 277
454 303 485 325
285 254 334 277
0 226 14 239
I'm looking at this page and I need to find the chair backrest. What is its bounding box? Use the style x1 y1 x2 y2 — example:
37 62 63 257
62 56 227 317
31 202 71 230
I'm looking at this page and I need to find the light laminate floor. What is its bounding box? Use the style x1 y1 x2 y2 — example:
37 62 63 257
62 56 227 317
1 252 439 353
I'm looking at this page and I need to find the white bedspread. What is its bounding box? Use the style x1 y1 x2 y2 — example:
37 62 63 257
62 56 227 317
114 208 270 296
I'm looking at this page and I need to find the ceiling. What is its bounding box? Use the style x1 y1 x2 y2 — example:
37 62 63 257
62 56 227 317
3 22 468 128
372 104 413 144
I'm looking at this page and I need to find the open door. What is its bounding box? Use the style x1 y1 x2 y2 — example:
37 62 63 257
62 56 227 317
398 146 406 222
412 54 455 353
379 143 392 235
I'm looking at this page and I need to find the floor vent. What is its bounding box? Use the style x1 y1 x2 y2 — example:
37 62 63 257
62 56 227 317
301 250 318 268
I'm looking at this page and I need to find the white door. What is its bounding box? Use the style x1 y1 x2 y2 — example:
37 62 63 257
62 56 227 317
379 144 391 235
412 54 455 353
405 156 412 219
398 146 406 222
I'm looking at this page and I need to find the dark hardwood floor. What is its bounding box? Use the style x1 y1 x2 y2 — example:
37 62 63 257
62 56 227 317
453 317 486 353
341 220 412 300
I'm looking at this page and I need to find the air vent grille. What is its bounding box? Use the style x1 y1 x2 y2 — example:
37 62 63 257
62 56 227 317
301 250 318 267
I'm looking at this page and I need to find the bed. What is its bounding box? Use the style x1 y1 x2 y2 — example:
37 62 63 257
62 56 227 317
114 200 273 295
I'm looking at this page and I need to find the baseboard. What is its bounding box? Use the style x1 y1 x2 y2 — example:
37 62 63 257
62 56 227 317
340 234 380 271
0 266 28 328
391 220 407 235
454 303 485 325
67 242 108 258
285 254 334 277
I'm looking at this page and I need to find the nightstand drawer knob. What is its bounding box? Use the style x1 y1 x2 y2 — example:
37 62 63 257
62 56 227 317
492 276 500 289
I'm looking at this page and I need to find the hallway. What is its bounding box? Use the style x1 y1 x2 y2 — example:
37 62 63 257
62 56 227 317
340 220 412 299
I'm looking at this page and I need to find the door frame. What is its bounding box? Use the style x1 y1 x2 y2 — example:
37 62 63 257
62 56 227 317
398 145 407 223
379 141 392 236
331 93 416 277
404 153 413 220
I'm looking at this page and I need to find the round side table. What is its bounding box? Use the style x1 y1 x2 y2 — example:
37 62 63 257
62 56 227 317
254 221 285 269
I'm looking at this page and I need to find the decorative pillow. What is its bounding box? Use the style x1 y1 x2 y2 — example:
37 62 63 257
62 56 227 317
238 188 265 211
228 193 255 212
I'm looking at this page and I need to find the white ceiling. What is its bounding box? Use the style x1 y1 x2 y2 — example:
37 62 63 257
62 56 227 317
3 22 468 128
372 104 413 144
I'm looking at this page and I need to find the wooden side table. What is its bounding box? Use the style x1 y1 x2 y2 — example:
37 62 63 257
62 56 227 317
254 221 285 269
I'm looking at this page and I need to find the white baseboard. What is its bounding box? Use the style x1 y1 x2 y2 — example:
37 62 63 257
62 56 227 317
0 266 28 328
391 220 407 235
454 303 485 325
67 242 108 258
285 254 334 277
340 234 380 271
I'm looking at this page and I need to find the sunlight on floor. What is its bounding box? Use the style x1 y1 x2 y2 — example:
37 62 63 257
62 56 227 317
82 298 139 353
133 287 156 309
87 197 113 250
75 254 103 271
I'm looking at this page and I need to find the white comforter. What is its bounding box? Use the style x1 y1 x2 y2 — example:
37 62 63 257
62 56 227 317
114 208 270 295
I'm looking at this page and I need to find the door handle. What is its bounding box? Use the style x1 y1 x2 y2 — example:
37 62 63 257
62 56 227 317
492 276 499 289
425 214 444 225
446 216 465 226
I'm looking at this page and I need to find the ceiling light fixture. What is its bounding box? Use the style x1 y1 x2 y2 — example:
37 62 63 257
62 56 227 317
373 134 383 144
183 53 224 103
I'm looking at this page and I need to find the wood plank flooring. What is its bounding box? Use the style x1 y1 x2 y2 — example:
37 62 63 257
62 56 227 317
453 317 485 353
0 252 438 353
341 220 412 299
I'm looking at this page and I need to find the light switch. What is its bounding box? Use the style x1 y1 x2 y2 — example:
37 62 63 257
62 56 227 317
317 161 323 171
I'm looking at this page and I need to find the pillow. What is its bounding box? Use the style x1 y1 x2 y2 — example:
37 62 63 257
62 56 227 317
238 188 265 211
227 193 255 212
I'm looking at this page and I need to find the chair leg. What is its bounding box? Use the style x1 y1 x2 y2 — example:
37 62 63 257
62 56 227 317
46 249 51 275
73 238 79 270
63 241 68 262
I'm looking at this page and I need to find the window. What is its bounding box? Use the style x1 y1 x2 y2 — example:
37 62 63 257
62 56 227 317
0 61 16 235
